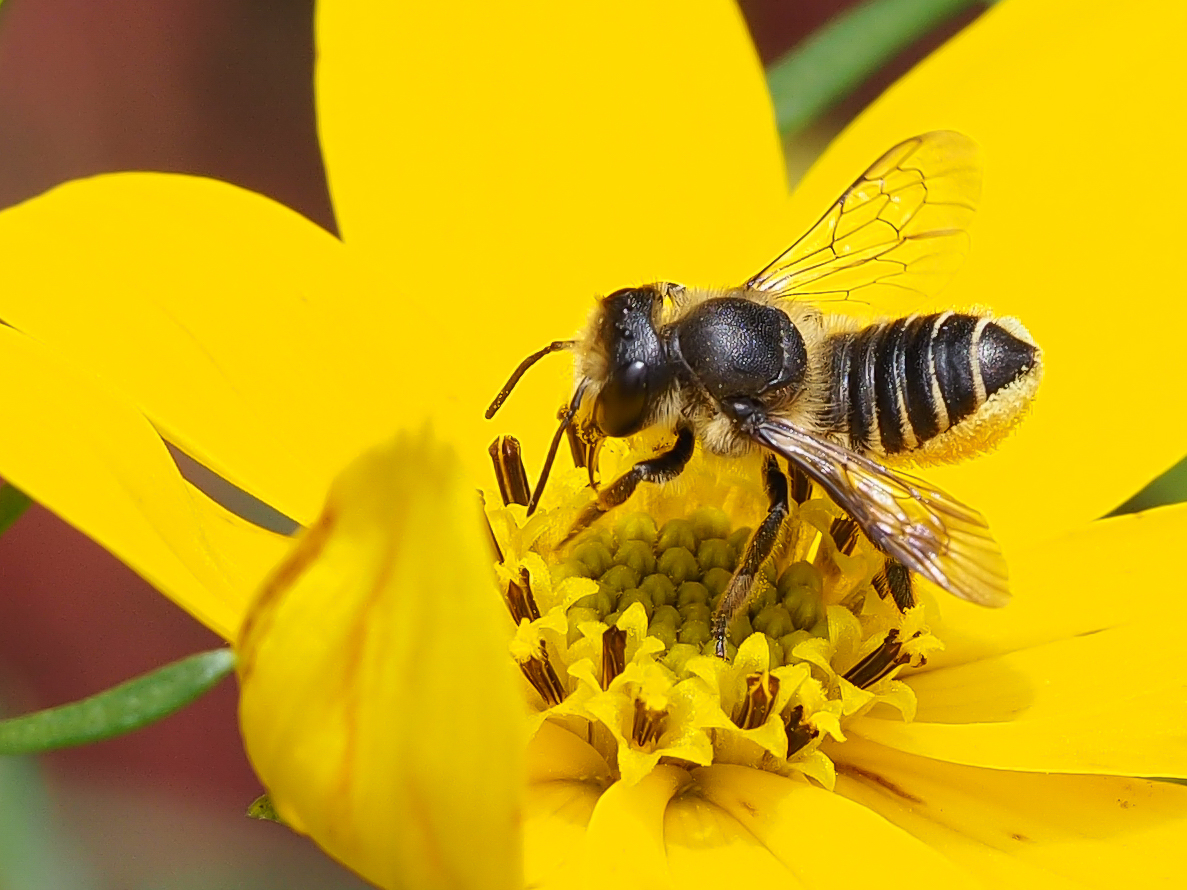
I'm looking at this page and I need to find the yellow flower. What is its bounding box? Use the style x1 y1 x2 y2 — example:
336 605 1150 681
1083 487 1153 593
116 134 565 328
0 0 1186 888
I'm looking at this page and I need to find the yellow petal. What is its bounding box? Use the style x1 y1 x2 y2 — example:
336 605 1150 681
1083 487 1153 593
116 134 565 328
526 719 612 786
315 0 787 474
786 0 1187 548
666 764 972 887
524 726 612 890
237 430 523 890
0 172 396 526
851 617 1187 776
854 504 1187 775
571 765 687 889
834 734 1187 888
0 324 286 637
664 788 800 887
524 778 601 890
922 502 1187 672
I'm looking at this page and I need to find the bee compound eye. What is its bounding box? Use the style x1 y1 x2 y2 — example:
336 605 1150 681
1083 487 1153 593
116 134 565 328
594 360 650 437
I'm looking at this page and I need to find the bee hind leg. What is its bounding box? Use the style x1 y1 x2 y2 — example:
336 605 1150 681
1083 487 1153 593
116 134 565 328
871 554 915 611
560 426 695 546
710 455 790 659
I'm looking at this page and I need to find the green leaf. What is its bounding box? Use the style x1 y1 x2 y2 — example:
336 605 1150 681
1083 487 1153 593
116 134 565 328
0 483 31 536
1109 452 1187 514
0 649 236 755
766 0 991 137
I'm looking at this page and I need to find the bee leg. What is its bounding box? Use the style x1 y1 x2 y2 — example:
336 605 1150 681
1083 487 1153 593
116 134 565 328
710 455 789 659
787 459 812 505
871 554 915 611
561 426 694 545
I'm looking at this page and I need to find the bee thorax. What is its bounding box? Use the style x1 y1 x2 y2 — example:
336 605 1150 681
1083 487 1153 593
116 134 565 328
668 297 808 405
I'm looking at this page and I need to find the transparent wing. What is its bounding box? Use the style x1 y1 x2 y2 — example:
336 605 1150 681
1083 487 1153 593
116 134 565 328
752 417 1009 607
746 131 981 304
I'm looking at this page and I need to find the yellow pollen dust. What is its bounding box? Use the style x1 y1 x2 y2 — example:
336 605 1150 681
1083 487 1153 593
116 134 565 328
485 440 943 790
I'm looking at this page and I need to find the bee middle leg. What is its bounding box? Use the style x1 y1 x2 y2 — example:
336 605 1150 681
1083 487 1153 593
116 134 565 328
830 512 915 612
561 426 695 545
710 455 790 658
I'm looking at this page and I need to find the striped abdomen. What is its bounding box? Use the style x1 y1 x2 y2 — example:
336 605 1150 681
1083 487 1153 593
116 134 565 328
824 312 1039 456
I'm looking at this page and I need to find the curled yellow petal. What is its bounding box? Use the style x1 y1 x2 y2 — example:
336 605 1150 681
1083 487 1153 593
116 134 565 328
0 324 285 637
0 172 367 527
237 430 524 890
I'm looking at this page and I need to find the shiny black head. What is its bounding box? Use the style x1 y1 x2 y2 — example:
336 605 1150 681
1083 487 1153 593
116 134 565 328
592 286 674 438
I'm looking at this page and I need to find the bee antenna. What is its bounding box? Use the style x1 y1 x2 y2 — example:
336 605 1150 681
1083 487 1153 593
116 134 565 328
527 379 589 515
485 340 575 419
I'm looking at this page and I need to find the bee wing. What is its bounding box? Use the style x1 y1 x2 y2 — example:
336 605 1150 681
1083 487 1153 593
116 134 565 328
751 417 1009 607
745 131 981 304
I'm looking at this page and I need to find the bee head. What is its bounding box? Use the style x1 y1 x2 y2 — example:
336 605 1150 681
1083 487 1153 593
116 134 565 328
592 285 673 438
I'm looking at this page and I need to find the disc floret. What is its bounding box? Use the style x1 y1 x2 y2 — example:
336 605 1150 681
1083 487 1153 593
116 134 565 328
486 451 943 790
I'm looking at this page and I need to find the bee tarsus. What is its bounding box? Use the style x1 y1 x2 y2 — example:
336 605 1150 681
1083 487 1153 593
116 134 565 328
560 425 695 547
709 454 790 658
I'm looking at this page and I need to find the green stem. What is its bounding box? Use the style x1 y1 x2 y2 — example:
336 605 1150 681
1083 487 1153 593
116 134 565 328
766 0 994 136
0 649 236 755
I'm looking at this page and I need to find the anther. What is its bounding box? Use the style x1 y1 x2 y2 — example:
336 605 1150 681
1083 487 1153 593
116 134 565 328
732 672 780 730
480 504 505 564
488 436 532 507
784 704 818 757
632 699 666 748
600 626 627 690
505 568 541 624
518 647 566 707
843 629 907 688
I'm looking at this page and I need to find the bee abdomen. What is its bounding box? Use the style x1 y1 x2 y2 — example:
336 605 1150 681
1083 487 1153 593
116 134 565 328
828 312 1038 455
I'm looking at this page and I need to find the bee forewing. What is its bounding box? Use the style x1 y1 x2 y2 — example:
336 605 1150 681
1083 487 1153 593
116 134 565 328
745 131 982 306
751 418 1010 608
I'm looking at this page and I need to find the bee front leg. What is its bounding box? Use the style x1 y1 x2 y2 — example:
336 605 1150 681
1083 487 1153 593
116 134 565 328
561 426 695 546
710 455 790 658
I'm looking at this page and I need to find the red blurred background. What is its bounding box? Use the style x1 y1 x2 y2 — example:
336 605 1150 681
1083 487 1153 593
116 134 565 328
0 2 978 886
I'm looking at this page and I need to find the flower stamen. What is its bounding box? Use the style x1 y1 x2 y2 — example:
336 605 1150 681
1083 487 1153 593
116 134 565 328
505 568 541 624
784 704 818 757
600 625 627 689
842 629 904 689
732 672 780 730
485 438 943 786
517 647 567 707
631 699 667 749
489 435 531 507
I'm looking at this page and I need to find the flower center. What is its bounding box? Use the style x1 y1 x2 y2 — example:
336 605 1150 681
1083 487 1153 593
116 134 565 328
485 435 942 789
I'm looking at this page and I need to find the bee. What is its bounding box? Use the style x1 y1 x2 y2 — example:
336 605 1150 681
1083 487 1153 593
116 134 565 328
486 131 1042 657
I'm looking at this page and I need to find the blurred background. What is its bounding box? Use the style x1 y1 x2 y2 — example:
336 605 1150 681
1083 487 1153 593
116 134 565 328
0 1 1169 887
